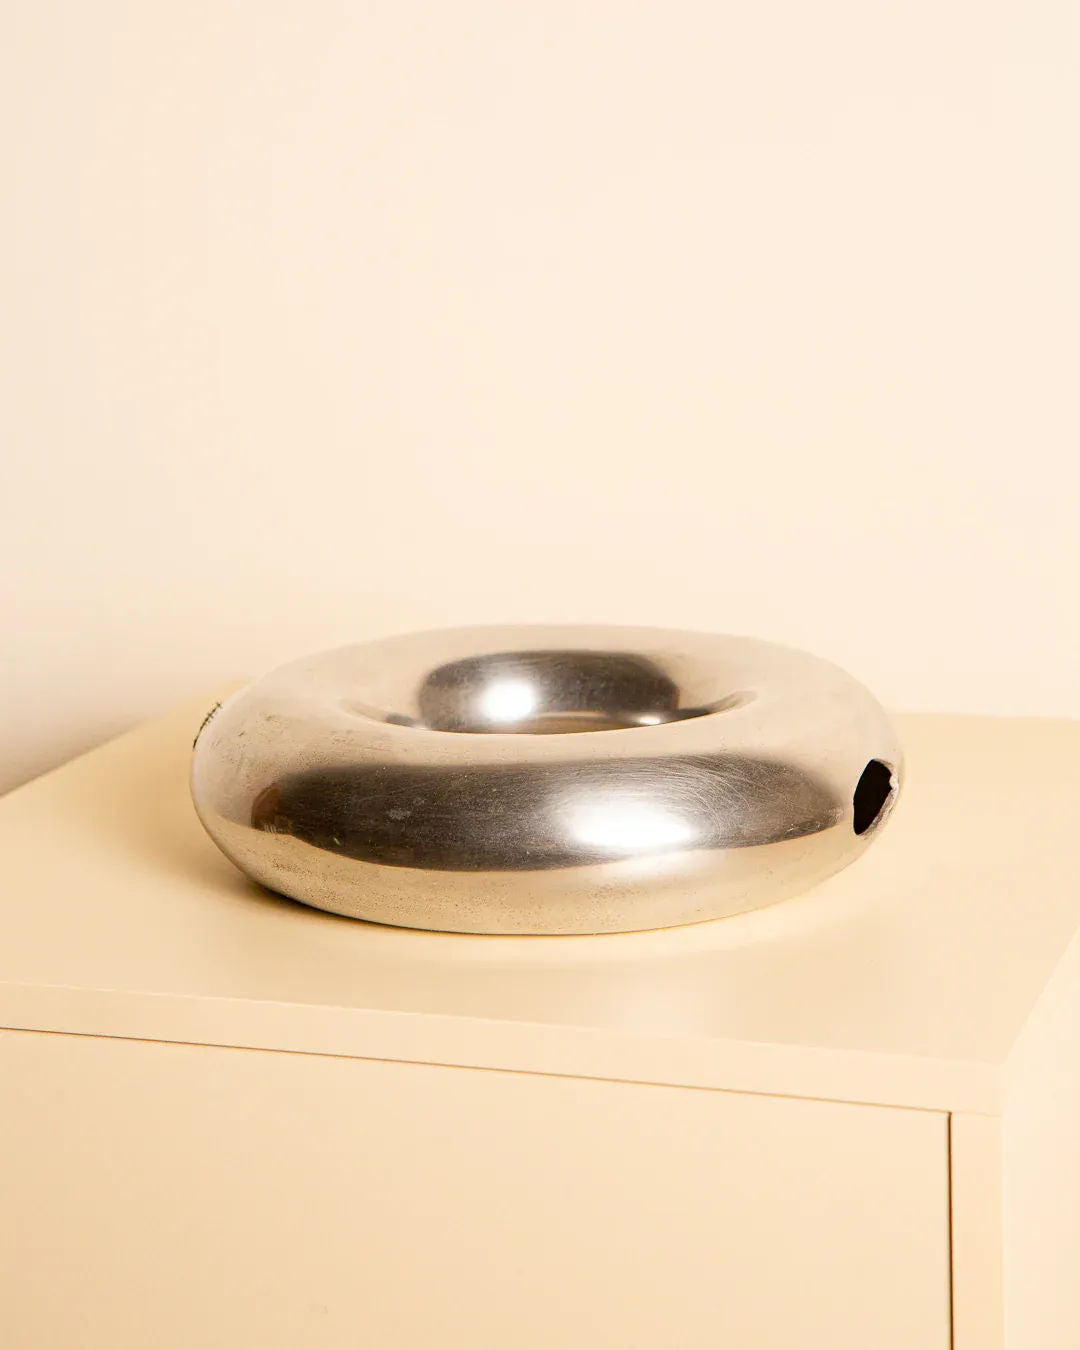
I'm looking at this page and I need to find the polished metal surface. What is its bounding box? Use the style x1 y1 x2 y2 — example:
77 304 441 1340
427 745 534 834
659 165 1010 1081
191 626 902 934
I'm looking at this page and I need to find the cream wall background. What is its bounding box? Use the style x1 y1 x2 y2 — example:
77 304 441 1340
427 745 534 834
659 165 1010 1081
2 1 1076 794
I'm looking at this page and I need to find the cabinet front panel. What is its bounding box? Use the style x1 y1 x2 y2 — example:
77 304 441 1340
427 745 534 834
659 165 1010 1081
0 1030 950 1349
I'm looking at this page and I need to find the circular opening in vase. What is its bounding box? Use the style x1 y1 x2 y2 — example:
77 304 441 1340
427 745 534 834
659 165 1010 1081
853 759 895 835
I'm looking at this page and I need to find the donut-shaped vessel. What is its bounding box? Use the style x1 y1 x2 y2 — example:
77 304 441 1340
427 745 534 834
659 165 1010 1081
191 626 902 934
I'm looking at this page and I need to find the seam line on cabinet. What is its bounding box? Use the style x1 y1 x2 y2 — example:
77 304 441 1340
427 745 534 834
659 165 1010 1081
947 1112 957 1349
1 1021 967 1116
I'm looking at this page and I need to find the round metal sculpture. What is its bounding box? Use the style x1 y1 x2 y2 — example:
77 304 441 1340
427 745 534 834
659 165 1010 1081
191 626 902 934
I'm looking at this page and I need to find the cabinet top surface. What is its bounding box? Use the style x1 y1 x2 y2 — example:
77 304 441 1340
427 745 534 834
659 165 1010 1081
1 694 1076 1113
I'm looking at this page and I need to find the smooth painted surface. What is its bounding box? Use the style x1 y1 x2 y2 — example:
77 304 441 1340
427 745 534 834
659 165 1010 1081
2 701 1079 1111
1002 921 1080 1350
2 0 1077 795
0 1029 951 1350
950 1113 1004 1350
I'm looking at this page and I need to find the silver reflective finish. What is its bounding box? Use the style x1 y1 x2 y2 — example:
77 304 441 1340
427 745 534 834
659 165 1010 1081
191 626 902 934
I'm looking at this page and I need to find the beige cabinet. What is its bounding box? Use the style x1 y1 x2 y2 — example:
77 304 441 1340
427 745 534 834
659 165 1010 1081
3 699 1079 1348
